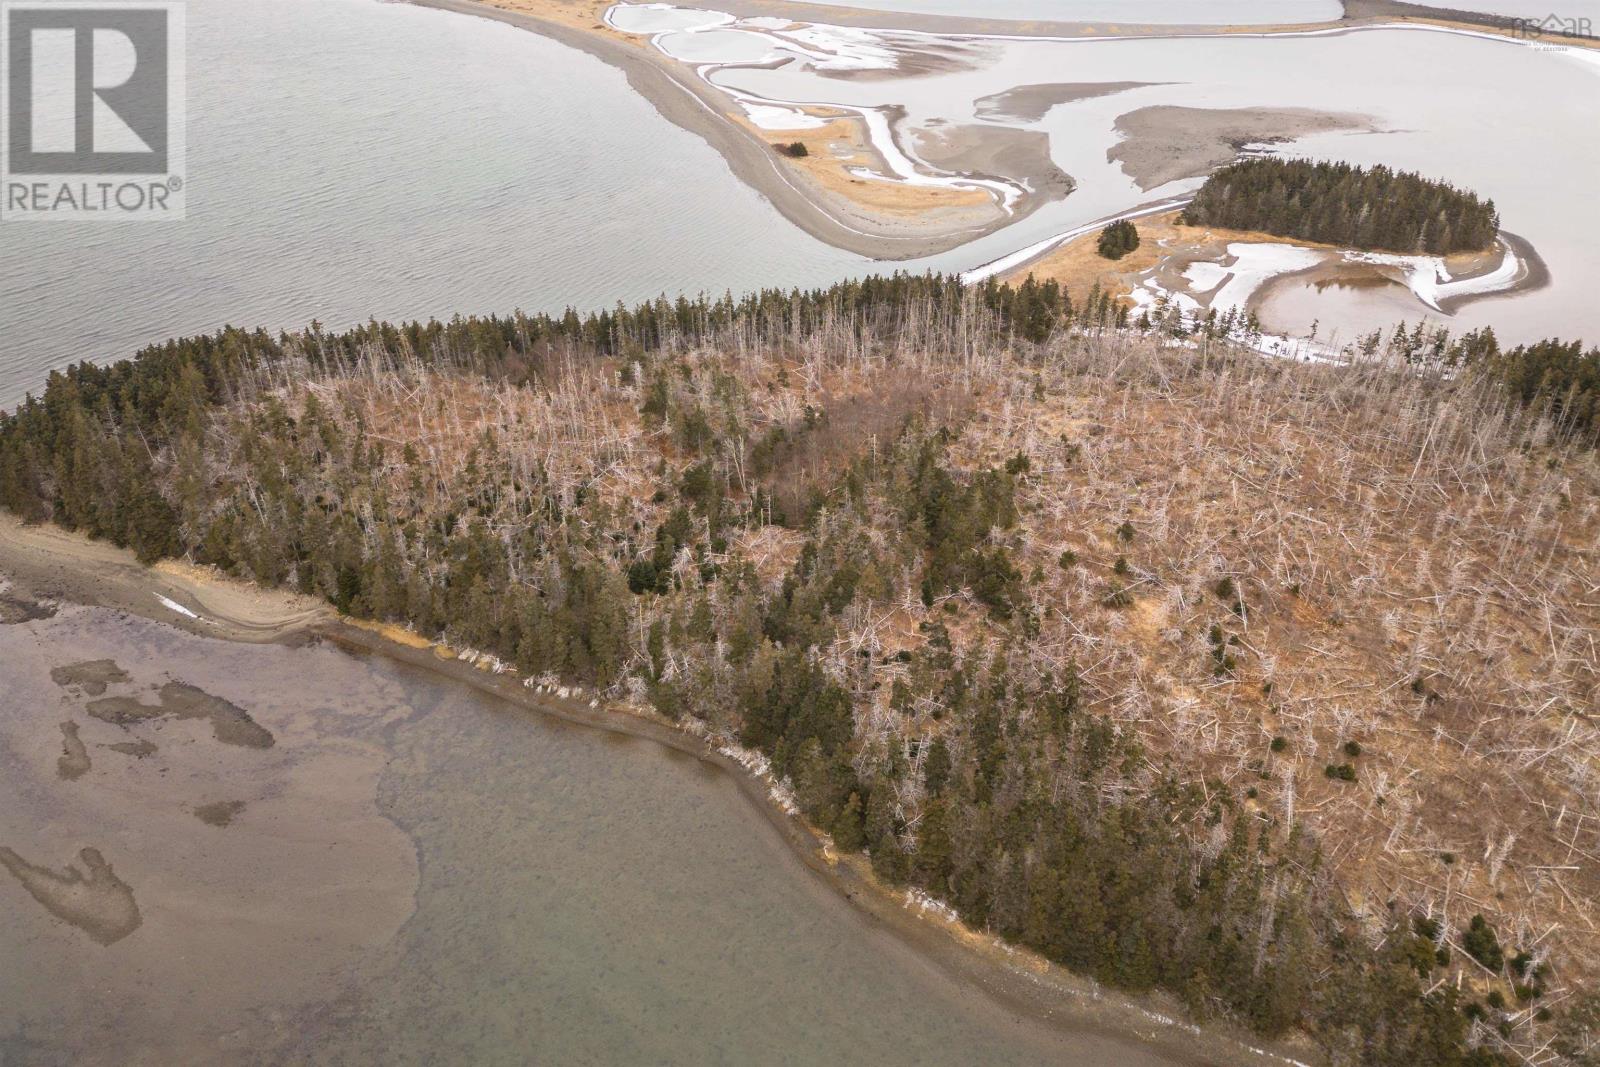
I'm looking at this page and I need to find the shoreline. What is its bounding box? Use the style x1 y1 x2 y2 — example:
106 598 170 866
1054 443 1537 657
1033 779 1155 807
1439 229 1550 313
990 207 1549 337
412 0 1600 279
1245 230 1551 328
410 0 1045 260
0 514 1320 1067
693 0 1599 45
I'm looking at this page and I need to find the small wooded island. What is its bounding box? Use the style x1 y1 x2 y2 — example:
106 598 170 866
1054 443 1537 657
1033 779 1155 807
1179 158 1501 255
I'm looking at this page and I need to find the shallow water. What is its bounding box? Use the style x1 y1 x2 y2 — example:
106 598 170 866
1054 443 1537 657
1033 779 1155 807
0 604 1181 1065
3 0 1596 415
0 0 863 411
799 0 1599 22
711 20 1600 344
801 0 1343 23
1256 274 1459 343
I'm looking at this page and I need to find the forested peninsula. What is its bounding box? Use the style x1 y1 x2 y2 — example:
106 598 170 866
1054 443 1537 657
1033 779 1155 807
1179 158 1501 254
3 276 1600 1065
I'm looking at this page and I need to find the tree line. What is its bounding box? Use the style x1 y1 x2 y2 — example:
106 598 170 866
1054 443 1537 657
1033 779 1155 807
1179 158 1500 255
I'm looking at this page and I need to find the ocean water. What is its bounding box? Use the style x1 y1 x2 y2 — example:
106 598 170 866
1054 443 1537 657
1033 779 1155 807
2 0 1595 413
712 20 1600 346
0 0 862 411
800 0 1343 23
0 603 1183 1065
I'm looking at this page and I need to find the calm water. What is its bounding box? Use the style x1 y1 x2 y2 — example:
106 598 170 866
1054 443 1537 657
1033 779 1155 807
802 0 1342 22
1255 274 1427 341
0 0 863 411
801 0 1599 20
2 0 1595 413
717 22 1600 345
0 603 1181 1065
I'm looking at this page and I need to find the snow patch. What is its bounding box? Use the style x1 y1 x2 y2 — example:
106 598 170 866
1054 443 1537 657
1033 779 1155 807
1340 239 1523 311
604 3 733 35
741 103 828 130
904 887 961 923
154 593 200 620
1207 242 1325 318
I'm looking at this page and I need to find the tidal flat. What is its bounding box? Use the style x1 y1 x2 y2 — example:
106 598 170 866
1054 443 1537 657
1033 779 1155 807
0 596 1219 1065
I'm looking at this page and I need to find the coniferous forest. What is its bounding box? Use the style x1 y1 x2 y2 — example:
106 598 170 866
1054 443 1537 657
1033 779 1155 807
1178 158 1501 255
3 275 1599 1066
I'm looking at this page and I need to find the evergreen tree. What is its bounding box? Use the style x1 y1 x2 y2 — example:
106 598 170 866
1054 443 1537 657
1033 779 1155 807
1097 218 1141 260
1179 158 1499 254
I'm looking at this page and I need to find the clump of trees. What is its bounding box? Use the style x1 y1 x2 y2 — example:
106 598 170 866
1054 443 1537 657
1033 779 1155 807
1482 338 1600 444
776 141 809 158
1179 158 1499 254
1097 218 1141 260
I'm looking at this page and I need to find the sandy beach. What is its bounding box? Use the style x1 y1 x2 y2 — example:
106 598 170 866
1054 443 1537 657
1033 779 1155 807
0 514 330 643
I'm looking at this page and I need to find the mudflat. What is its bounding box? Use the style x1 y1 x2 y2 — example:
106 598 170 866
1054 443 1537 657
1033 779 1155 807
0 519 1288 1067
1107 106 1374 191
0 606 421 1065
975 80 1159 122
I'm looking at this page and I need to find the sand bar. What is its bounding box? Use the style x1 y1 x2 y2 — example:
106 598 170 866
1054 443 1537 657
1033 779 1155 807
411 0 1066 259
1108 106 1375 191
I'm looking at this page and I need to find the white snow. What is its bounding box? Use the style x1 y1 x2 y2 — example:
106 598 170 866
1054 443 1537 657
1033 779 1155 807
1181 260 1230 293
154 593 200 620
1206 242 1325 317
604 3 733 35
763 24 902 71
1340 240 1524 310
843 104 1022 205
741 103 829 129
1435 241 1524 301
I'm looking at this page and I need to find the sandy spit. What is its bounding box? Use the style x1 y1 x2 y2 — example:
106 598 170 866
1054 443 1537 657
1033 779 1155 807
0 514 1320 1067
1439 230 1550 313
409 0 1057 260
